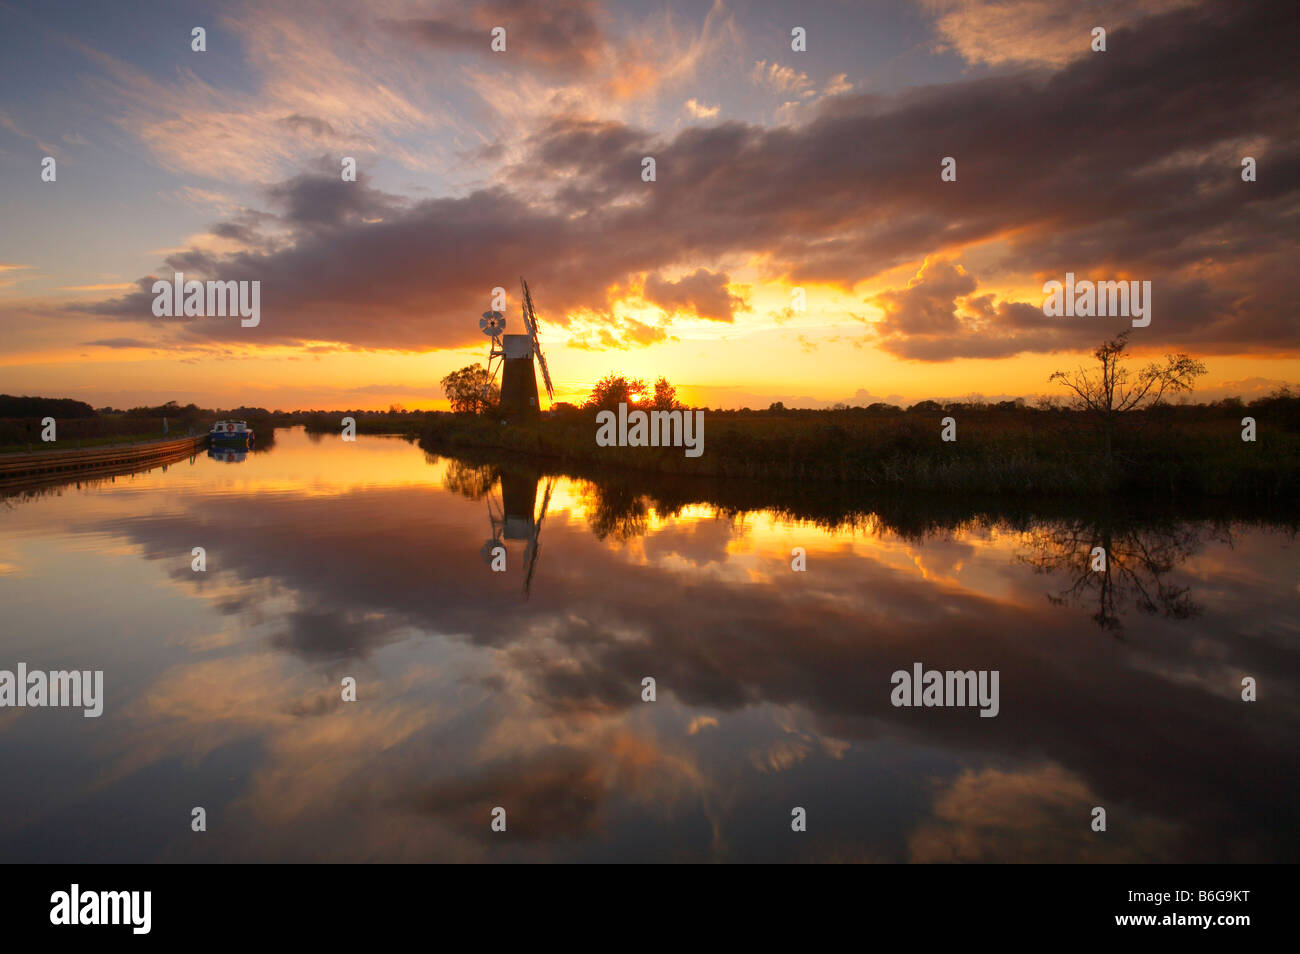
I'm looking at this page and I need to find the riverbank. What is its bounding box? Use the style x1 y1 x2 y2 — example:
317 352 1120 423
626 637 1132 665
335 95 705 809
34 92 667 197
298 412 421 435
419 406 1299 500
0 435 207 483
0 431 195 455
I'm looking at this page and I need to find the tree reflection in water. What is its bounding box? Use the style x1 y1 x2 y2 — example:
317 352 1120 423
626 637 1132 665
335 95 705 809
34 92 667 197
581 482 651 542
555 471 1265 634
435 452 1290 636
1018 517 1225 631
440 458 498 501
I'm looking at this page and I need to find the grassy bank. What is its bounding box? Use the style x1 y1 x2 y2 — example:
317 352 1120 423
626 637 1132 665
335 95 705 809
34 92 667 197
420 403 1299 500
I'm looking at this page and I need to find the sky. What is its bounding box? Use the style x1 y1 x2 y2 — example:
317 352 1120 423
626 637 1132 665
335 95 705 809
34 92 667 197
0 0 1296 411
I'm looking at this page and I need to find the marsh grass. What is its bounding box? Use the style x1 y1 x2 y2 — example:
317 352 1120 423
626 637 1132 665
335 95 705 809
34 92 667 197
421 403 1298 500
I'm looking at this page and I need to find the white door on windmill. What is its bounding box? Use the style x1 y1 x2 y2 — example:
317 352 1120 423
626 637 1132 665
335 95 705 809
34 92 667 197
502 335 533 359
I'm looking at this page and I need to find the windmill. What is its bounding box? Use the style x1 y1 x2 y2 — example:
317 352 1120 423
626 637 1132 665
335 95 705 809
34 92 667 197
485 278 554 417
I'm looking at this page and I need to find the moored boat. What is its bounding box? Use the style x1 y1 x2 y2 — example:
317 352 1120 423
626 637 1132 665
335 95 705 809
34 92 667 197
208 420 254 446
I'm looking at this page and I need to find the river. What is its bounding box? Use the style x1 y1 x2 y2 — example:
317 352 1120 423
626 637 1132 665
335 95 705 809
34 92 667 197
0 427 1295 861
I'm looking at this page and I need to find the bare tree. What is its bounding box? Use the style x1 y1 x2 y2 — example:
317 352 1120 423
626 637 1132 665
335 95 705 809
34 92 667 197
1049 332 1206 465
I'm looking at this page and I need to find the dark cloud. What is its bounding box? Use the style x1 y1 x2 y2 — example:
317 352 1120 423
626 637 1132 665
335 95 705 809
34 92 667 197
869 259 1113 360
643 268 746 322
81 337 157 349
276 114 337 138
874 259 976 336
208 221 266 247
264 162 401 230
83 0 1298 359
270 608 406 660
386 0 607 74
413 747 610 841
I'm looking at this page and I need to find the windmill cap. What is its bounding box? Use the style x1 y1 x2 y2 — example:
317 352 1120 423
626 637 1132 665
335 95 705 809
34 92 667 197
502 334 533 358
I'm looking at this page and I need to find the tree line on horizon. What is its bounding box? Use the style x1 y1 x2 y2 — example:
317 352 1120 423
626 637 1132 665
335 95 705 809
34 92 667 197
437 333 1293 419
5 335 1297 427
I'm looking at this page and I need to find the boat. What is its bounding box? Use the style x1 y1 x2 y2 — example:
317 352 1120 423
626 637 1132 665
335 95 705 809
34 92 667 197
208 420 254 446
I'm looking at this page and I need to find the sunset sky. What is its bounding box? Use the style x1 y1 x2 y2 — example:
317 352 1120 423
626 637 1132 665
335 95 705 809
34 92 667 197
1 0 1295 411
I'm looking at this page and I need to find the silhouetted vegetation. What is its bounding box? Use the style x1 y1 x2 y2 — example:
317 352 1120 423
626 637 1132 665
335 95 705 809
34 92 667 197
293 409 431 435
582 373 682 411
440 364 498 414
583 373 648 410
421 390 1300 500
1049 332 1207 467
0 395 96 418
0 397 284 451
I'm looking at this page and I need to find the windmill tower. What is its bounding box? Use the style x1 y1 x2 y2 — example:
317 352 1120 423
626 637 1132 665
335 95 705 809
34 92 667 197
485 278 555 417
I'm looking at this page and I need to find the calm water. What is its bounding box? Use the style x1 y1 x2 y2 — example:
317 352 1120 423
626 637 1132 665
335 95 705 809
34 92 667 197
0 427 1295 862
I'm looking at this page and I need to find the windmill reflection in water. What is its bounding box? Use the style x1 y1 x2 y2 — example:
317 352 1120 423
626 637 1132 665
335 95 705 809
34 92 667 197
480 467 556 598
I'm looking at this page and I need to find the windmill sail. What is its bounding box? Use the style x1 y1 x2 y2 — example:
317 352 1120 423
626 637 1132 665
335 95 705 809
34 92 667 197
534 340 555 403
520 278 555 403
519 281 536 336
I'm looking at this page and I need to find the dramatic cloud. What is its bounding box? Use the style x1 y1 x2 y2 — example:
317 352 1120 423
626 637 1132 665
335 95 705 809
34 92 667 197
67 0 1300 362
869 258 1102 360
642 268 746 322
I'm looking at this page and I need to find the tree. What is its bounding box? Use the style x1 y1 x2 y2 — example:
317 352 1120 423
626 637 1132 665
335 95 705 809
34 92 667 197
652 376 682 410
583 373 649 410
1050 332 1206 464
441 364 498 414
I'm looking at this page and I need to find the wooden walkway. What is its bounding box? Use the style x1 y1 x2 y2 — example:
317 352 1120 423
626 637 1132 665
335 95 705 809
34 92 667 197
0 435 208 482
